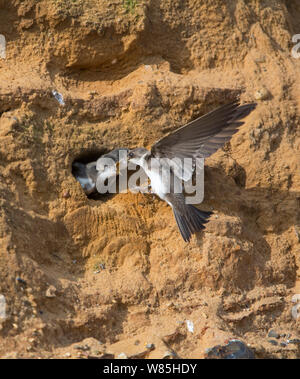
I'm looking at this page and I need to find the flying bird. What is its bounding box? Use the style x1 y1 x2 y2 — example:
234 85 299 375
127 101 257 242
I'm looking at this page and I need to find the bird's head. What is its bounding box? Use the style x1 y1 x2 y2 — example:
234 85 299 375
127 148 149 166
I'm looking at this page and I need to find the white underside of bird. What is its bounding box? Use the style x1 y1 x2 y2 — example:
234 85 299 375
131 153 174 206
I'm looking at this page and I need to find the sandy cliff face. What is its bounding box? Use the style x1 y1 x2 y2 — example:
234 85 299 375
0 0 299 358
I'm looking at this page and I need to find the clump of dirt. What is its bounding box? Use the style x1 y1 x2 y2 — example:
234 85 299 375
0 0 299 358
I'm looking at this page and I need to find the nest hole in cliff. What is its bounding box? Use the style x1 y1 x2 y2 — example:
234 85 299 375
72 147 108 200
72 147 108 164
71 147 132 201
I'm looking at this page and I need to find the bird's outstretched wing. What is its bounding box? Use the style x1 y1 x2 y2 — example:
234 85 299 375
150 101 256 180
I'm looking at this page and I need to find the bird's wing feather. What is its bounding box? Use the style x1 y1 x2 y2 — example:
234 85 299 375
150 101 256 180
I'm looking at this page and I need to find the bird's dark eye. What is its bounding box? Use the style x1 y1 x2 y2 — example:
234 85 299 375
128 152 134 158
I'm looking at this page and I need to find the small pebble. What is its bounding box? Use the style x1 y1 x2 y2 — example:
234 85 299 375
63 190 70 199
75 344 90 351
205 339 254 359
146 343 155 351
16 277 27 286
117 352 128 359
52 90 65 106
268 329 280 339
254 88 270 101
186 320 194 333
287 339 300 345
268 339 278 346
45 285 56 298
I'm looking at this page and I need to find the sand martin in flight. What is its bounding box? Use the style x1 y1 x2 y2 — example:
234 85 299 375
127 101 256 242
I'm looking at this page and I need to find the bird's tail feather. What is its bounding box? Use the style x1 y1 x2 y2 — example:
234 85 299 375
173 205 212 242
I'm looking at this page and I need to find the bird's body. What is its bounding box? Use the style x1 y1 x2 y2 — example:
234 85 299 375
136 153 173 204
127 101 257 242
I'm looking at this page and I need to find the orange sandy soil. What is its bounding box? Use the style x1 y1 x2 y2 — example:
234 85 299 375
0 0 299 359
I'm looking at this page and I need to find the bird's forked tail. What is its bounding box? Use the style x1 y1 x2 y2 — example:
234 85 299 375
173 205 212 242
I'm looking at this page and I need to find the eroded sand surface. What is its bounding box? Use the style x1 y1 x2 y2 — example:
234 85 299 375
0 0 299 358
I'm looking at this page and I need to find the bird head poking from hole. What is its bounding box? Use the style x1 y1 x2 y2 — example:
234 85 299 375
127 148 149 165
72 148 130 197
72 161 97 195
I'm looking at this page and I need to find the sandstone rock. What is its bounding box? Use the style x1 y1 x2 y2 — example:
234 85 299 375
45 286 56 298
254 88 271 100
205 340 255 359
